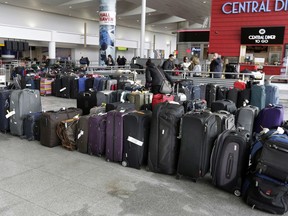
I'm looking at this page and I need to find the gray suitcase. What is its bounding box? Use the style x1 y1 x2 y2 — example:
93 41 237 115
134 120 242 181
9 89 42 136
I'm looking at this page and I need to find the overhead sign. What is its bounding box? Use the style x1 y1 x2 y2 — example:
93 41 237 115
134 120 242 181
222 0 288 14
241 26 285 44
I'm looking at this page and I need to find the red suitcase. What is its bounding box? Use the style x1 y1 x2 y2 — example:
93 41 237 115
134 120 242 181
234 81 246 90
152 94 174 109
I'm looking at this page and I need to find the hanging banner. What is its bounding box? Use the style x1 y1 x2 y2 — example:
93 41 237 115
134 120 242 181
99 0 116 66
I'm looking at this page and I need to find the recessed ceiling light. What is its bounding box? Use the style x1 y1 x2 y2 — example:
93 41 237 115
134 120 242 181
148 13 151 16
5 1 8 3
96 10 99 13
151 25 155 27
165 26 168 28
203 1 207 3
137 20 139 22
40 8 44 11
69 5 72 9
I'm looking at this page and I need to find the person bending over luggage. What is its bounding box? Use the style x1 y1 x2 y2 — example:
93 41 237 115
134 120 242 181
146 58 173 94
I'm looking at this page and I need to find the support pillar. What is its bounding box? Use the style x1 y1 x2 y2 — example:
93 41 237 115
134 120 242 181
49 31 56 64
99 0 116 66
140 0 146 58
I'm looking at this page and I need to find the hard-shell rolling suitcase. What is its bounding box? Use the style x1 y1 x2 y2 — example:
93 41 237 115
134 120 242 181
0 90 12 132
177 110 219 180
88 113 107 156
235 105 259 137
106 79 118 90
211 99 237 114
234 80 246 90
253 104 284 133
40 108 82 147
127 92 153 110
250 85 266 110
96 90 117 106
77 90 97 115
122 110 152 169
22 112 42 141
10 89 42 136
148 102 184 175
265 84 279 106
237 88 251 108
106 110 131 162
75 115 90 153
227 88 240 105
211 129 250 196
213 110 236 133
205 84 218 108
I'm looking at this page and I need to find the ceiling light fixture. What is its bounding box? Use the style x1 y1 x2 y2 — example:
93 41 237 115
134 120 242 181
203 1 207 3
5 2 8 3
40 8 44 11
137 20 139 22
69 6 72 9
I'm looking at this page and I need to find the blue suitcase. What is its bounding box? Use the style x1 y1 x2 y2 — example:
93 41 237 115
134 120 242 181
265 84 279 106
78 77 86 93
191 85 201 100
250 85 266 110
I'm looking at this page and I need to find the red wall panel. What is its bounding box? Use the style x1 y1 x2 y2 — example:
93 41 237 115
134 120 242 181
209 0 288 56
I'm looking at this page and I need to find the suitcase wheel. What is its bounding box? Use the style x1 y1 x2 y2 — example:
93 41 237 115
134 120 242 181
121 160 128 167
234 190 241 197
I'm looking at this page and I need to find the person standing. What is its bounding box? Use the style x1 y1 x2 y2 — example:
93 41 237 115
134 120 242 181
180 56 191 78
162 54 175 75
192 57 202 77
105 54 115 66
209 53 222 78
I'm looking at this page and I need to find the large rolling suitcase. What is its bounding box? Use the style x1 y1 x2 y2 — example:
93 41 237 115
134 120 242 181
235 105 259 137
250 84 266 110
22 112 42 141
177 110 219 181
106 79 118 90
70 77 79 99
10 89 42 136
106 110 131 162
122 110 152 169
211 99 237 114
148 102 184 175
253 104 284 133
0 90 12 132
96 90 118 106
237 88 251 108
265 84 279 106
211 129 250 196
200 84 207 100
60 76 71 98
85 77 95 91
227 88 240 105
77 90 97 115
75 115 90 154
78 77 86 93
40 108 82 147
216 86 229 100
205 83 218 108
88 113 107 156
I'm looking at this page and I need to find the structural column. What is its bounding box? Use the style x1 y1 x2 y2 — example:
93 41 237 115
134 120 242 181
99 0 116 66
49 31 56 64
140 0 146 58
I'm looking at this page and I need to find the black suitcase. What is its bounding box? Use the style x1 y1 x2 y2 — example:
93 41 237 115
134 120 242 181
60 76 71 98
85 78 95 91
96 90 117 106
75 115 90 153
53 77 62 97
34 78 40 90
122 110 152 169
148 102 184 175
211 129 250 196
22 112 42 141
213 110 236 133
177 110 219 181
77 91 97 115
0 90 12 132
216 86 229 100
205 84 218 108
211 99 237 114
106 102 135 112
227 88 240 105
237 88 251 108
70 77 79 99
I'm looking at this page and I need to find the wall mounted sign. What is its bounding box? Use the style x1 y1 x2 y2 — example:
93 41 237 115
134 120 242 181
241 26 285 44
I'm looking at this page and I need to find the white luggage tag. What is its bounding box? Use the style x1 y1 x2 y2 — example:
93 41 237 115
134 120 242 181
60 87 66 92
127 136 143 146
77 130 84 139
5 110 15 119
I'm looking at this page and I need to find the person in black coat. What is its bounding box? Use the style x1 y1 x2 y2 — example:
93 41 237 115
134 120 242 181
145 58 173 94
209 53 222 78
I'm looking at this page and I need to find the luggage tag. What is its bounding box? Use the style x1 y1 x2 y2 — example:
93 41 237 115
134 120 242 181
127 136 143 146
26 84 32 87
60 87 66 92
5 110 15 119
73 114 80 119
77 130 84 139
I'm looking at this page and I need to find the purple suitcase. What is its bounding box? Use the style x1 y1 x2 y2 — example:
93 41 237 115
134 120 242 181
106 110 130 162
253 104 284 133
88 113 107 156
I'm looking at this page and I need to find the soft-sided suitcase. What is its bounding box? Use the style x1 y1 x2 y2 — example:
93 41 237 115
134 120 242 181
85 78 95 91
253 104 284 133
237 88 251 108
148 102 184 175
106 110 131 162
234 80 246 90
10 89 42 136
52 77 62 97
25 76 35 89
60 76 71 98
265 84 279 106
227 88 240 105
78 77 86 93
216 86 229 100
22 112 42 141
211 99 237 114
177 110 219 180
200 84 207 100
77 90 97 115
122 110 152 169
75 115 90 153
96 90 118 106
40 108 82 147
89 106 106 115
250 84 266 110
213 110 236 133
70 77 79 99
211 129 250 196
205 84 218 108
34 78 40 90
0 90 12 132
40 78 54 96
88 113 107 156
105 102 135 112
190 85 201 100
151 94 174 109
235 105 259 137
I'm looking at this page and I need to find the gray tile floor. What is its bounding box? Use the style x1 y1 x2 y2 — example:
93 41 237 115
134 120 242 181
0 82 287 216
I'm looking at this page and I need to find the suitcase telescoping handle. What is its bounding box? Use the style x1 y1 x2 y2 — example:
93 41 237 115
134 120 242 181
226 153 234 179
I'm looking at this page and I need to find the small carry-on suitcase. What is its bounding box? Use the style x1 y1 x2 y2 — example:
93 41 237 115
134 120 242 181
75 115 90 154
227 88 240 105
88 113 107 156
211 99 237 114
122 110 152 169
177 110 219 181
190 85 201 100
205 83 218 108
237 88 251 108
213 110 236 133
22 112 42 141
151 94 174 109
40 108 82 147
211 129 250 196
10 89 42 136
265 84 279 106
253 104 284 133
148 102 184 175
0 90 12 132
77 90 97 115
250 84 266 110
235 105 259 137
106 110 132 162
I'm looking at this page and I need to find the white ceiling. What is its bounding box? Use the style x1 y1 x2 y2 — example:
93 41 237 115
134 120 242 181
0 0 211 33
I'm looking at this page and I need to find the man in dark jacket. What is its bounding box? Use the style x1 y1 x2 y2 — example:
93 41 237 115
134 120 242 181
209 53 222 78
162 54 175 74
146 58 173 94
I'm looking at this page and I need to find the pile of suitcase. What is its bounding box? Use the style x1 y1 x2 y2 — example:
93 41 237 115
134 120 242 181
1 75 288 215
